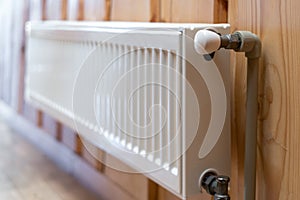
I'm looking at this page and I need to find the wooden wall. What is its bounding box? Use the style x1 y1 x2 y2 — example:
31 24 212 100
229 0 300 199
0 0 299 199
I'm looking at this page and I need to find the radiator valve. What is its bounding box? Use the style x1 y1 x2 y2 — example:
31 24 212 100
201 172 230 200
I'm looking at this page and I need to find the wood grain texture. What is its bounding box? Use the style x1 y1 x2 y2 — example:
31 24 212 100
160 0 214 23
229 0 300 199
150 0 160 22
213 0 227 23
61 0 68 20
104 0 111 21
78 0 85 20
147 179 159 200
111 0 151 21
74 134 83 154
157 186 180 200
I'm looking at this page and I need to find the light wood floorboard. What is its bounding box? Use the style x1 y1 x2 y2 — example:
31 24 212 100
0 118 101 200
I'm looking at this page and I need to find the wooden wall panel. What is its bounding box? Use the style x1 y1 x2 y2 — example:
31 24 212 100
80 139 104 170
60 125 77 150
157 186 180 200
67 0 78 20
111 0 151 21
213 0 227 23
160 0 214 23
42 114 58 136
104 154 149 200
84 0 108 21
229 0 300 200
67 0 84 20
45 0 67 20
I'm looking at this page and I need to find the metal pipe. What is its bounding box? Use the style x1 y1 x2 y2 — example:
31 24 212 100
244 58 259 200
234 31 261 200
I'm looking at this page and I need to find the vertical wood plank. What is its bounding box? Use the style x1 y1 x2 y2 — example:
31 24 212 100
110 0 151 21
36 111 43 127
67 0 80 20
42 0 47 20
61 0 68 20
45 0 65 20
160 0 171 22
104 0 111 21
157 186 180 200
104 154 149 200
84 0 107 21
150 0 160 22
147 179 158 200
75 134 83 155
80 139 105 171
160 0 214 23
42 114 57 136
78 0 85 20
61 125 77 150
56 122 63 141
213 0 227 23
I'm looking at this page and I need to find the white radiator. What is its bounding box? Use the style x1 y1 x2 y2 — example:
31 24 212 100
25 21 231 198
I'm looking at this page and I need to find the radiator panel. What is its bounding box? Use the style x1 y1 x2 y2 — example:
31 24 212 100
25 21 230 198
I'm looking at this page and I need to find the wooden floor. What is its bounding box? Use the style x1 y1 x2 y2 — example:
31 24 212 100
0 118 101 200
